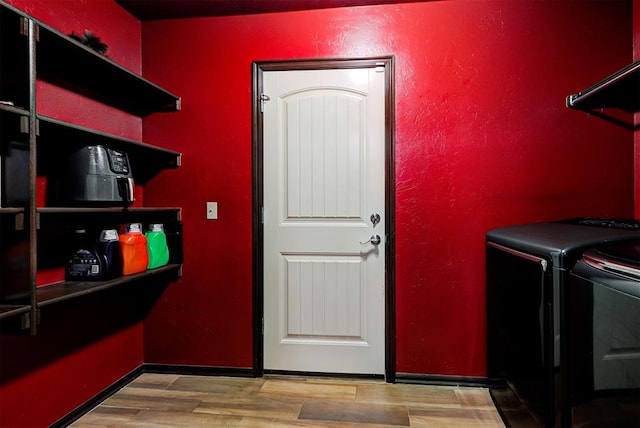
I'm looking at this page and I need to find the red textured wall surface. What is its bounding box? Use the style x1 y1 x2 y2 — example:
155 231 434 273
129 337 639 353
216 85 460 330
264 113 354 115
141 0 634 375
0 1 145 426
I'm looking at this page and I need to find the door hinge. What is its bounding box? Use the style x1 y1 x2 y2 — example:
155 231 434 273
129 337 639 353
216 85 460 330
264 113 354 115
260 94 270 113
262 318 264 335
375 62 385 73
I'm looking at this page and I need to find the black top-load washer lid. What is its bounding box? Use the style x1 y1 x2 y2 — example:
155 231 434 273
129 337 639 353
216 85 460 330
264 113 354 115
585 240 640 269
486 218 640 269
576 240 640 297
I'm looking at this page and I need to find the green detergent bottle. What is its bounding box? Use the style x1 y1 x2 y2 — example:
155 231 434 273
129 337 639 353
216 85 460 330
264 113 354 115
146 223 169 269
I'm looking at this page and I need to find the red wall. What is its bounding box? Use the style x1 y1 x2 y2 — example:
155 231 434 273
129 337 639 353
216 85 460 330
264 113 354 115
0 1 145 426
141 0 634 376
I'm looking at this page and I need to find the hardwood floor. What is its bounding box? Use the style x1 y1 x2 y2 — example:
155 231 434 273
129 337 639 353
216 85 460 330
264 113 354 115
71 373 505 427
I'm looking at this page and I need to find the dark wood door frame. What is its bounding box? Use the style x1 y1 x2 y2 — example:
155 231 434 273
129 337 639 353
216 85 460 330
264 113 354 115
251 56 396 381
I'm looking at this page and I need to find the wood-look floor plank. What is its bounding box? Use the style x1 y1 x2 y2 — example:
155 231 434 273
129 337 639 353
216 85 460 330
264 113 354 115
356 383 460 407
454 388 496 409
194 396 303 420
70 406 141 427
100 392 202 412
237 416 359 427
116 385 211 400
259 379 357 401
238 415 407 427
298 400 410 426
168 375 264 396
301 376 386 386
128 373 180 389
118 409 244 427
410 407 505 426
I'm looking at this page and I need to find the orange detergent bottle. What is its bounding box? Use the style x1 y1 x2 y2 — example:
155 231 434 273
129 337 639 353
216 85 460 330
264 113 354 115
119 223 148 275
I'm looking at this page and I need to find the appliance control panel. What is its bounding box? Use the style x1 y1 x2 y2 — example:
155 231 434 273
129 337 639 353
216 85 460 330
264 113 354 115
562 218 640 230
107 148 130 175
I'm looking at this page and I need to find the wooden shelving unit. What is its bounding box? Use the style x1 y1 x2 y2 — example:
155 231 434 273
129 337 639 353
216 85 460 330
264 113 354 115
0 0 183 334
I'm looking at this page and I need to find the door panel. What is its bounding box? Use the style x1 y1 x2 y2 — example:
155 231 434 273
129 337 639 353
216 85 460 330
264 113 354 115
283 255 363 339
263 67 385 374
283 91 363 220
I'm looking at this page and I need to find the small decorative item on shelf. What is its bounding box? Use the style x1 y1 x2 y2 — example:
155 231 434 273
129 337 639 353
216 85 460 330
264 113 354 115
68 30 108 55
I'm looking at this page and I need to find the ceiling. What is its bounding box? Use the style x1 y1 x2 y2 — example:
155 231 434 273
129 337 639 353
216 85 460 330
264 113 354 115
115 0 427 20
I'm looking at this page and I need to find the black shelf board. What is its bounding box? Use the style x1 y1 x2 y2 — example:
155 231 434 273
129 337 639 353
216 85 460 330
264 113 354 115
37 207 181 221
0 304 30 320
38 207 180 214
36 207 182 230
37 264 181 307
38 207 180 225
34 20 180 117
0 207 25 214
0 105 29 137
0 208 25 230
36 115 181 184
567 60 640 113
0 103 29 117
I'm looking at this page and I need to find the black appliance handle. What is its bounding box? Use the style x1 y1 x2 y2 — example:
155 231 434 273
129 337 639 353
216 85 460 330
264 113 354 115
487 241 548 271
116 177 135 204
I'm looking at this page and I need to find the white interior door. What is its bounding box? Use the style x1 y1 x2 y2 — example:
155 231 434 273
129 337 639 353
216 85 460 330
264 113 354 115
263 67 386 374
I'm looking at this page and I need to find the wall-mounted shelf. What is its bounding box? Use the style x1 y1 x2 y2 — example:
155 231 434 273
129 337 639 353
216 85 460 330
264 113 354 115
36 115 181 184
35 21 180 116
0 304 30 320
0 207 25 214
36 207 183 280
0 103 29 117
37 207 182 228
37 264 181 307
37 207 181 215
566 60 640 113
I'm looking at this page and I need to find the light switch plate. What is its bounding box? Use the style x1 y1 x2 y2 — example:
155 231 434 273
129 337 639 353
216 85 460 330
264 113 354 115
206 201 218 220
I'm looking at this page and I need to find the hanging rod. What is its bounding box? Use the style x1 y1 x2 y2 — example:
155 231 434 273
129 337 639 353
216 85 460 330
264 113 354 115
566 59 640 112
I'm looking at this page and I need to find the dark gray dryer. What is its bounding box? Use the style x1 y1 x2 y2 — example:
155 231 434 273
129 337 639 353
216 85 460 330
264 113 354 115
486 218 639 427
